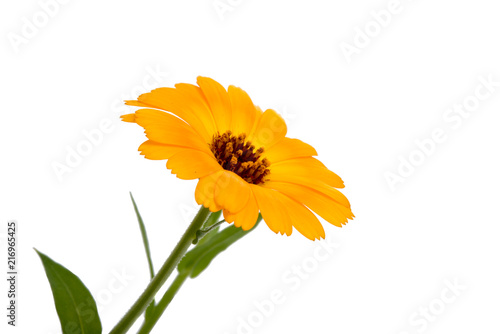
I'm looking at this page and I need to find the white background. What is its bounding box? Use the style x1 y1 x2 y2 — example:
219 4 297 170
1 0 500 333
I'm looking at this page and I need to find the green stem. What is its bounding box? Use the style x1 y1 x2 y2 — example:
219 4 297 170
109 206 210 334
137 272 190 334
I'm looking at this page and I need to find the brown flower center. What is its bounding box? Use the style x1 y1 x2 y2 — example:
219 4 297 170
209 131 270 185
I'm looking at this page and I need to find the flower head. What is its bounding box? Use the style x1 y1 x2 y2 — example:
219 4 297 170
122 77 354 240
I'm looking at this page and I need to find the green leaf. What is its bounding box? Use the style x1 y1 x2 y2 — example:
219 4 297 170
178 215 261 278
130 192 155 280
129 192 156 320
35 249 102 334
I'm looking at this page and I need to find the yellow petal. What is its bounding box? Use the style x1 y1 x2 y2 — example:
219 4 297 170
248 105 264 137
125 100 150 108
251 185 292 236
197 76 231 132
249 109 287 150
264 138 317 163
280 194 325 241
228 85 257 136
138 140 188 160
166 149 221 180
269 157 345 188
195 170 224 212
134 109 211 154
252 185 325 240
129 86 216 142
268 171 349 207
121 114 136 123
174 83 218 139
214 171 251 214
223 210 234 223
223 189 259 230
263 181 354 227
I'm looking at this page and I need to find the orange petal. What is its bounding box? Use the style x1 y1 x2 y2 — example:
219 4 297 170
166 149 221 180
134 108 211 154
263 181 354 227
228 85 257 136
174 83 218 139
214 171 251 214
223 210 234 223
264 138 317 163
248 109 287 150
280 194 325 241
268 172 349 207
197 76 232 132
121 114 136 123
223 189 259 231
248 105 264 137
129 86 216 142
252 185 325 240
138 140 188 160
125 100 150 108
195 170 224 212
269 157 345 188
251 185 292 236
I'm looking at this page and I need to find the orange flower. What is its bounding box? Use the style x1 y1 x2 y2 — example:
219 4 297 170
122 77 353 240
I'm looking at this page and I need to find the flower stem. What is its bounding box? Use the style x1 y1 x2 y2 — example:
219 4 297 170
109 206 211 334
136 272 189 334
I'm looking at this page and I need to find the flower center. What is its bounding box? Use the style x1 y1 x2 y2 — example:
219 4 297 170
209 131 270 185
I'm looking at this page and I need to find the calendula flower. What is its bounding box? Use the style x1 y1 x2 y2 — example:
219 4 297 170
122 77 353 240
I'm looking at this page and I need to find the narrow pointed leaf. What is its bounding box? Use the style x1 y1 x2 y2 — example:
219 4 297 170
130 192 155 280
129 192 155 320
35 249 102 334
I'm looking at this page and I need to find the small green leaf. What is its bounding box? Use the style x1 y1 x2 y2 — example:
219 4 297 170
178 215 261 278
35 249 102 334
130 192 155 280
129 192 156 320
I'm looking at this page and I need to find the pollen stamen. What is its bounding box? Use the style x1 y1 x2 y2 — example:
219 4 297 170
209 131 271 185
